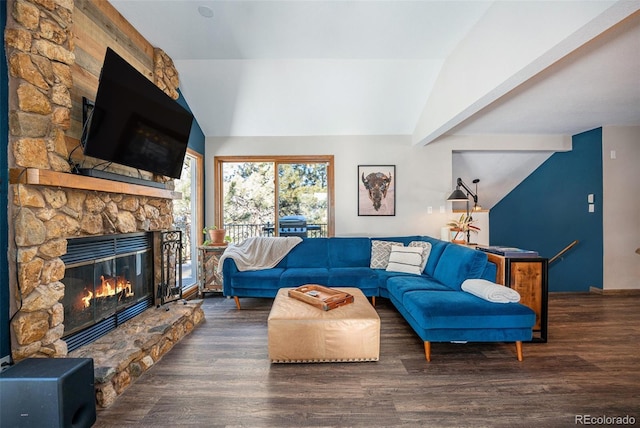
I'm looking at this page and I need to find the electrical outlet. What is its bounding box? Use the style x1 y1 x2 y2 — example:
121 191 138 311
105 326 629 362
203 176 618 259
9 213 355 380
589 204 595 213
0 355 12 372
439 206 445 213
427 206 433 214
588 194 594 203
610 150 616 159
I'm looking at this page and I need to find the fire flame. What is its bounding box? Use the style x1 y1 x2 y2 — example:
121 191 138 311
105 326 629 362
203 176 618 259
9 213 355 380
78 275 134 309
81 290 93 308
99 275 134 299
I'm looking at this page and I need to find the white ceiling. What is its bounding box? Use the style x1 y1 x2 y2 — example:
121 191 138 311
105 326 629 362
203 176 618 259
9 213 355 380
109 0 640 140
450 5 640 137
110 0 492 137
109 1 640 209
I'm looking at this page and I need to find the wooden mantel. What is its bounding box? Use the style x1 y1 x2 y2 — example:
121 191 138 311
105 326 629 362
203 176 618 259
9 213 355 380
9 168 182 200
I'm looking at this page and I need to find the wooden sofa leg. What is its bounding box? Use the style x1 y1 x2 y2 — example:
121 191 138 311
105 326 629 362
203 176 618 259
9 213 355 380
371 296 376 307
424 341 431 362
515 341 523 361
234 296 241 310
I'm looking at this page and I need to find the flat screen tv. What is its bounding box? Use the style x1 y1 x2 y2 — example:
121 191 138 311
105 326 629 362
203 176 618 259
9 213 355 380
82 47 193 179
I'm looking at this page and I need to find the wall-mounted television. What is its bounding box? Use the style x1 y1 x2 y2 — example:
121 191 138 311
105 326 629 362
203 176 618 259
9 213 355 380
82 47 193 179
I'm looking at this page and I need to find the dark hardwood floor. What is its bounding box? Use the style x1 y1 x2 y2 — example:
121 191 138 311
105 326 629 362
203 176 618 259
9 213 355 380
94 292 640 427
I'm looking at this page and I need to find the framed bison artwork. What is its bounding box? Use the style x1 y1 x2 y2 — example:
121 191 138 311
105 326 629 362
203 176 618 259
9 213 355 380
358 165 395 216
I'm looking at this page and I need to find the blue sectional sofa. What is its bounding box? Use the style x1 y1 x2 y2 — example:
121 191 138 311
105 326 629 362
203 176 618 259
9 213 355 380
221 235 536 361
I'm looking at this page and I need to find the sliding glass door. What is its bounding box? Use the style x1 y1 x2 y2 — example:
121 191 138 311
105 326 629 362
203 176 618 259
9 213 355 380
277 162 328 238
215 156 334 243
173 150 203 290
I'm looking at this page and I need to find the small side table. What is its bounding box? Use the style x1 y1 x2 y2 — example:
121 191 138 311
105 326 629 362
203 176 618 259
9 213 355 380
198 245 227 297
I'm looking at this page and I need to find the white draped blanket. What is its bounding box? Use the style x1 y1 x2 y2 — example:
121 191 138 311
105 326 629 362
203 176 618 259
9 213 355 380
217 236 303 274
461 279 521 303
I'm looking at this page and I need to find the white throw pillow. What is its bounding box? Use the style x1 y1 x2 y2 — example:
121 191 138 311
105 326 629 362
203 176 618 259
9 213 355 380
370 240 403 269
409 241 432 273
386 245 424 275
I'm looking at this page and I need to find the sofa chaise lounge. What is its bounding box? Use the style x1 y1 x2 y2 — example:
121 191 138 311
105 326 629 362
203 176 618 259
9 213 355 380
221 235 536 361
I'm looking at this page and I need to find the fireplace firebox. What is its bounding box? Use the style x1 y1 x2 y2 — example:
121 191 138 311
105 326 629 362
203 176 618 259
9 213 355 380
61 233 154 351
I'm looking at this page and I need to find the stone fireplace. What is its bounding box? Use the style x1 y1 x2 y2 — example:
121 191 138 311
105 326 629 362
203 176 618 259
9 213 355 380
8 167 208 410
5 0 197 361
9 182 179 360
5 0 205 407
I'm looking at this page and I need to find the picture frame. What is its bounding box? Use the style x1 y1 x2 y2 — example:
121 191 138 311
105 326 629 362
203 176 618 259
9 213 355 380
358 165 396 216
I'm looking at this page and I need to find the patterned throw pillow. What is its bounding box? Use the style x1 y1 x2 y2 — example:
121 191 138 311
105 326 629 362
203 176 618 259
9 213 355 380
386 246 424 275
409 241 432 273
370 240 404 269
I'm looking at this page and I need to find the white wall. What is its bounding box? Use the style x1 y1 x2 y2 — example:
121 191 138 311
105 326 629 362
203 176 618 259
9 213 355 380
205 134 570 241
602 126 640 290
207 135 456 238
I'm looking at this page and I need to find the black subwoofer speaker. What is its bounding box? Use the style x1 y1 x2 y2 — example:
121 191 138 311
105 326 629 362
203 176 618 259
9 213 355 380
0 358 96 428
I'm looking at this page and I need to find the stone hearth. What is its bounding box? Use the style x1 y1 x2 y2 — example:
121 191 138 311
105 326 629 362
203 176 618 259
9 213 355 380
69 300 204 408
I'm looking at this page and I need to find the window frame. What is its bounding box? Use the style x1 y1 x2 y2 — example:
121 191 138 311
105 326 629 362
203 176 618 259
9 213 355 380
179 148 204 299
213 155 335 237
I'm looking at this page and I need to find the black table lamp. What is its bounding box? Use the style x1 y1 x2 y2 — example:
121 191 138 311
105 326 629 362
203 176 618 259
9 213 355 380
447 178 480 244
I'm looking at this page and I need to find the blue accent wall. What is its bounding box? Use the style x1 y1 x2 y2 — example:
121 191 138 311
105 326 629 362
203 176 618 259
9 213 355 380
2 1 11 360
176 89 206 220
490 128 604 292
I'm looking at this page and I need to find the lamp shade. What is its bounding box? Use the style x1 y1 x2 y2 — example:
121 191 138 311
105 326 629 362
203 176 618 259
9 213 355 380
447 189 468 201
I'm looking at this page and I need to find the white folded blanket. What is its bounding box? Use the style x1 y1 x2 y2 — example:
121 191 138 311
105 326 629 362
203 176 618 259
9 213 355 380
217 236 302 273
461 279 521 303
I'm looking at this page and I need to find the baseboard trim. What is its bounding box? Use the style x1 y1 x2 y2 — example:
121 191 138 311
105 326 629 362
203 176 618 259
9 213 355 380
590 286 640 296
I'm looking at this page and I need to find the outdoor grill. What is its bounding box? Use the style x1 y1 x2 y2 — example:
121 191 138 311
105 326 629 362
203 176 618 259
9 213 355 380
278 215 307 238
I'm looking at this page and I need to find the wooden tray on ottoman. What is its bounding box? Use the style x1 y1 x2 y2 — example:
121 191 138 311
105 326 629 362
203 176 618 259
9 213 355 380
288 285 354 311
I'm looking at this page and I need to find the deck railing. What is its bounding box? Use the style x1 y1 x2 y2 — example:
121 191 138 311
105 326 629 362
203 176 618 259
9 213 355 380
223 223 328 243
177 223 329 250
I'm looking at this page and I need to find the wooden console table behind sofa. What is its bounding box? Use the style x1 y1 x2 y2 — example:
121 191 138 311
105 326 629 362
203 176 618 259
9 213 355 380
485 253 548 342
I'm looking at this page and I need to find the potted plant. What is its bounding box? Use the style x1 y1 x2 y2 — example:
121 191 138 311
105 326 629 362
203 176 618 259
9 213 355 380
446 214 480 244
203 226 227 245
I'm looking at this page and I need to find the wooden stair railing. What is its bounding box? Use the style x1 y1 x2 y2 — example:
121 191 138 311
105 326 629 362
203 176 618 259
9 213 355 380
549 240 579 264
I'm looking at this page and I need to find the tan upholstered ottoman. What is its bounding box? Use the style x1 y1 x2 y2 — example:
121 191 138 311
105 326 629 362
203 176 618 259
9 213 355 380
268 287 380 363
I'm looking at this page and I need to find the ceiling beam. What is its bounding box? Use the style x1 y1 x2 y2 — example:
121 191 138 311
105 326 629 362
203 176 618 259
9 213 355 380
413 1 640 146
